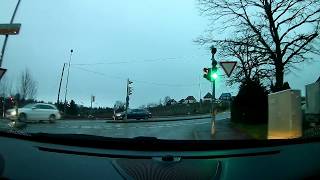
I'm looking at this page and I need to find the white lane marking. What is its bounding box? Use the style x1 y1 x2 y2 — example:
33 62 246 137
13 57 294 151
126 121 211 129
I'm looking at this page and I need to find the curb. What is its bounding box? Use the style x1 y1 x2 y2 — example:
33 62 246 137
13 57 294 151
105 115 212 123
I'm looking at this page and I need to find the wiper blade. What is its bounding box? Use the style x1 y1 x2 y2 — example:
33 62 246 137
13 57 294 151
133 136 159 141
30 132 116 141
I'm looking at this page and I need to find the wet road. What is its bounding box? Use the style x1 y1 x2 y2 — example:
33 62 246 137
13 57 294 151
0 112 230 140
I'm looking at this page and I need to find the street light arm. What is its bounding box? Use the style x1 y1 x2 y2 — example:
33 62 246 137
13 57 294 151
0 0 22 67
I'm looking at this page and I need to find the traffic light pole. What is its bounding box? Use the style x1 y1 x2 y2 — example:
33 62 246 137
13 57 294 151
125 79 129 120
211 46 217 135
124 79 133 120
211 79 216 135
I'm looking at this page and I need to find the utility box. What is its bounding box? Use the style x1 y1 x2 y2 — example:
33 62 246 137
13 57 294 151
305 81 320 123
268 89 302 139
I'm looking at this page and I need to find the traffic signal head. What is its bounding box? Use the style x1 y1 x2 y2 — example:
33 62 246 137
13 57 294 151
210 67 218 80
203 68 209 80
9 96 14 103
203 67 218 81
128 87 133 95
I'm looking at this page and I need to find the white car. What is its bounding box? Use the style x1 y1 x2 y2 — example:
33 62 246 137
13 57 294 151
5 103 61 123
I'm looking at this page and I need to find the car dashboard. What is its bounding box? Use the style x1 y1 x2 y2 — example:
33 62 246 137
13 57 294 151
0 132 320 180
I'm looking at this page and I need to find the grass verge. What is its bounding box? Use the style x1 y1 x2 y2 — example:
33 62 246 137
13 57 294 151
231 123 268 140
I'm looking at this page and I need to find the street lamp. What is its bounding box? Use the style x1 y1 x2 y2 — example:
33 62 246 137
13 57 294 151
64 49 74 113
0 0 22 67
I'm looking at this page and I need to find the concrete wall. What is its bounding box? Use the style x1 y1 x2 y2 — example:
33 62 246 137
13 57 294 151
306 81 320 114
268 89 302 139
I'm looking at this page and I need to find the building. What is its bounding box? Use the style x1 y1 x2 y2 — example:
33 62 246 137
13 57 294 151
219 93 232 101
203 92 213 102
184 96 197 104
166 99 177 106
178 99 185 104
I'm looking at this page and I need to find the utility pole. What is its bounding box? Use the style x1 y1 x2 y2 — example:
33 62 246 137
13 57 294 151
0 0 22 67
125 79 133 120
64 49 73 113
57 63 66 105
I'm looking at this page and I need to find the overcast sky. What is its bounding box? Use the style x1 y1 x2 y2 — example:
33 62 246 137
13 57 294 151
1 0 319 108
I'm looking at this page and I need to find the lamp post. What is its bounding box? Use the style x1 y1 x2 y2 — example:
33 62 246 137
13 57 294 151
0 0 22 67
64 49 73 113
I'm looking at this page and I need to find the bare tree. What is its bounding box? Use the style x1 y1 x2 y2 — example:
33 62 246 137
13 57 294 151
0 76 13 97
114 101 125 111
217 34 275 85
163 96 171 106
196 0 320 91
18 68 38 100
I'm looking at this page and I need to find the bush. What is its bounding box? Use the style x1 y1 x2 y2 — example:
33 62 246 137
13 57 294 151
231 79 268 124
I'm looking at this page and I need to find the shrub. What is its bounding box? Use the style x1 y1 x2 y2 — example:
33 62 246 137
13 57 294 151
231 79 268 124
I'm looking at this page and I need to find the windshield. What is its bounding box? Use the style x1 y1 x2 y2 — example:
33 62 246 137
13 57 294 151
23 104 35 108
0 0 319 141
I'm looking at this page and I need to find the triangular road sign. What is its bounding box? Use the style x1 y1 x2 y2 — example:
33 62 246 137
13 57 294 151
219 61 237 77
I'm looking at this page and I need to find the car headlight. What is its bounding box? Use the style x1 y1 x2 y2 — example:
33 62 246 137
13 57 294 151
10 111 16 116
115 113 122 117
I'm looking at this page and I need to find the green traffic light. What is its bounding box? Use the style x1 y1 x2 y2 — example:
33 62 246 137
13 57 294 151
211 73 218 80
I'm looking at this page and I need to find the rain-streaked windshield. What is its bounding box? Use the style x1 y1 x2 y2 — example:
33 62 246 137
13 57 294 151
0 0 319 141
23 104 34 108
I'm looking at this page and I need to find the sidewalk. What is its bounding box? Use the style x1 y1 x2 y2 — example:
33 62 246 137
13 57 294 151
193 118 251 140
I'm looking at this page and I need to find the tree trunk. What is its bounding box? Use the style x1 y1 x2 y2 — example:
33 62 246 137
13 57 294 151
274 63 284 92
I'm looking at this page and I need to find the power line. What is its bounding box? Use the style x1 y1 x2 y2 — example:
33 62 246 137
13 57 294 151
72 66 200 87
71 55 208 66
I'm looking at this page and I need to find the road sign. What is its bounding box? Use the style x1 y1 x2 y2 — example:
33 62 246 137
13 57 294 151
0 68 7 80
0 24 21 35
219 61 237 77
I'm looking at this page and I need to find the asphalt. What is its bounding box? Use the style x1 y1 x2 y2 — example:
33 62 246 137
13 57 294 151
105 114 212 123
0 112 250 140
192 118 252 140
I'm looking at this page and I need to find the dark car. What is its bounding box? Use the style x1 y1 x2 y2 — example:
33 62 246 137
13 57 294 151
113 109 152 120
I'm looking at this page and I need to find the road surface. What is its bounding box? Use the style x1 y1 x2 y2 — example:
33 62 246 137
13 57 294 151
0 112 231 140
